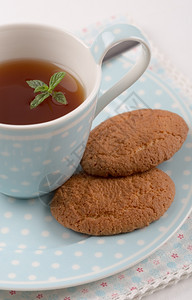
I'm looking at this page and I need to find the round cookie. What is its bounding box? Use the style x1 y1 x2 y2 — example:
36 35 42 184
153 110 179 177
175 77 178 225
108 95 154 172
81 109 188 177
50 168 175 236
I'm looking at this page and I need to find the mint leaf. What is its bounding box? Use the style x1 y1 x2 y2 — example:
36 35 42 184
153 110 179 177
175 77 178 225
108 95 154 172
26 80 47 89
27 72 67 109
53 91 67 104
49 72 65 91
30 92 50 109
34 85 49 93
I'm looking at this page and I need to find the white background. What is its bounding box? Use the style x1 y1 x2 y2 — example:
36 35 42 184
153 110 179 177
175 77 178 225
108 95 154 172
0 0 191 80
0 0 192 299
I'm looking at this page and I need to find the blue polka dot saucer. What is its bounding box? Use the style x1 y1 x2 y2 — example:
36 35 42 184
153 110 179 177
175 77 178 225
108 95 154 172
0 55 192 291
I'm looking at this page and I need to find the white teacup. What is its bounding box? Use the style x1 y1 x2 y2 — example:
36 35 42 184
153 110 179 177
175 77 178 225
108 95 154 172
0 23 151 198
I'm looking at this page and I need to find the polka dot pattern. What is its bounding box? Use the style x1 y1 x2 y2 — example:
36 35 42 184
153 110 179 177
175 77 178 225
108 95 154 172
72 264 80 270
0 100 95 198
32 261 40 267
137 240 145 246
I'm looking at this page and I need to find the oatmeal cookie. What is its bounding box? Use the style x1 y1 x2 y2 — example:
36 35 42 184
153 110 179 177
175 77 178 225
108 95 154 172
50 168 175 235
81 109 188 177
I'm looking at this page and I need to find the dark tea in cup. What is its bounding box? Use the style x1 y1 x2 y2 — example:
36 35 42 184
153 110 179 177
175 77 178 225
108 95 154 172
0 59 85 125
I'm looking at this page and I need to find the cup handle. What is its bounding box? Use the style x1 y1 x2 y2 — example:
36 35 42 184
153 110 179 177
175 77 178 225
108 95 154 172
90 23 151 117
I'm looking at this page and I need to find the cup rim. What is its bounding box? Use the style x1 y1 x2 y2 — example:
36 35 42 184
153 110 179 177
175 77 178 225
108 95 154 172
0 23 101 131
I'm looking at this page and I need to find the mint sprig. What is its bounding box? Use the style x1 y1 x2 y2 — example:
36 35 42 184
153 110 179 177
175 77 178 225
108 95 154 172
26 72 67 109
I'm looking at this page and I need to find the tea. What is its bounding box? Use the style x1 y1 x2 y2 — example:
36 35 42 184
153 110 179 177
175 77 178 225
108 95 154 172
0 59 85 125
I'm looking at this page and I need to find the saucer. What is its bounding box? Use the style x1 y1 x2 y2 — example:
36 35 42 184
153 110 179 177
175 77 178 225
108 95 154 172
0 56 192 290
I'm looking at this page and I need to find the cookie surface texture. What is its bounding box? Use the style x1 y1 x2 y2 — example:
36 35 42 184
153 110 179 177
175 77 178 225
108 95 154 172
81 109 189 177
50 168 175 236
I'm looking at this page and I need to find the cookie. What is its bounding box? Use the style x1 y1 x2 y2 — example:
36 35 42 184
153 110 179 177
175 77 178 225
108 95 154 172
50 168 175 236
81 109 188 177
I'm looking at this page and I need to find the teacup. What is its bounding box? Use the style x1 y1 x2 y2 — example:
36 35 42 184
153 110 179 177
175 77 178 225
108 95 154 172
0 23 151 198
